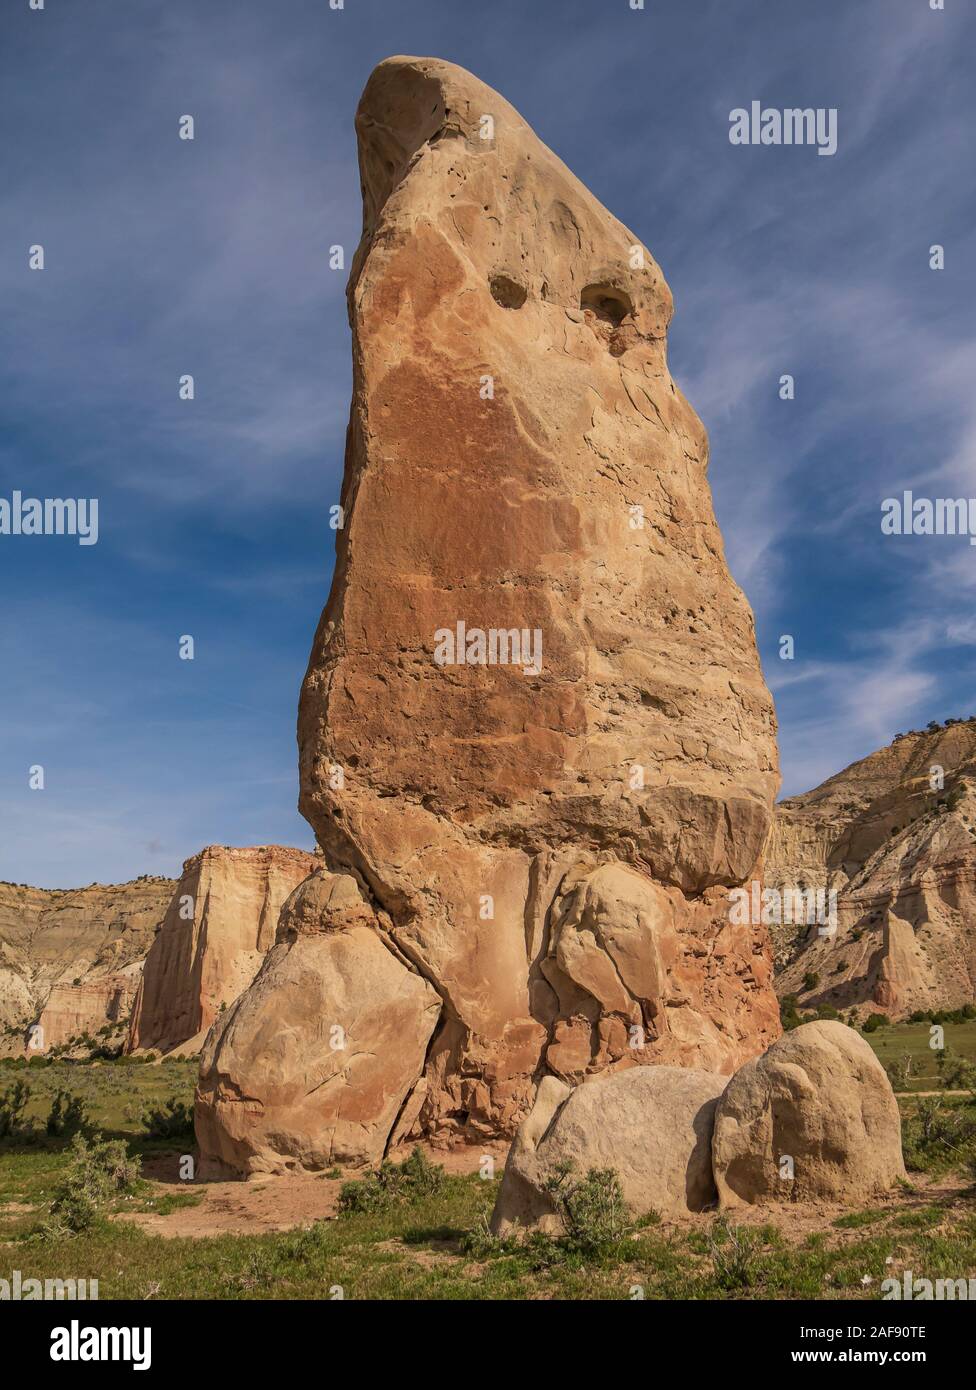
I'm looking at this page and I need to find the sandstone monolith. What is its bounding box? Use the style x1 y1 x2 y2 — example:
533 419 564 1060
197 55 781 1172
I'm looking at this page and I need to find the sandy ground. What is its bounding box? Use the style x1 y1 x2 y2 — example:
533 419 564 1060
106 1140 971 1244
116 1140 511 1239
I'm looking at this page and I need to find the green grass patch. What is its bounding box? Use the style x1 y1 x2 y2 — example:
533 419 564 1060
866 1021 976 1091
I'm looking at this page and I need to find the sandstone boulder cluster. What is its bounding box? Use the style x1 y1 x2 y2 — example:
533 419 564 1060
491 1021 906 1234
195 55 782 1175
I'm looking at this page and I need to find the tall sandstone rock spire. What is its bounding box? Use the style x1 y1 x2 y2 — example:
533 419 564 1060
195 57 781 1174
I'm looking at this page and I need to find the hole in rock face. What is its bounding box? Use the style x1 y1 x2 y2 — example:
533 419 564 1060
489 274 528 309
580 283 633 326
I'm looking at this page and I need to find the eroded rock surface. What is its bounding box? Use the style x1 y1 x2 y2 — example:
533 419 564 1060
712 1020 906 1206
491 1065 728 1235
35 977 137 1053
195 871 441 1174
197 55 780 1171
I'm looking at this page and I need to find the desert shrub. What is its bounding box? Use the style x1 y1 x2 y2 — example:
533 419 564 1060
337 1146 445 1216
936 1050 976 1097
707 1218 767 1290
45 1132 142 1235
139 1096 194 1140
285 1220 334 1261
885 1054 913 1090
0 1080 31 1139
802 972 820 992
463 1162 632 1268
461 1211 503 1259
541 1160 631 1257
907 1007 976 1025
903 1097 976 1173
780 995 803 1031
812 1003 841 1021
862 1013 889 1033
45 1090 89 1138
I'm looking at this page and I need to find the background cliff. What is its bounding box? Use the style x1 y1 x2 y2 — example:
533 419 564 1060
127 845 319 1056
766 720 976 1019
0 876 173 1052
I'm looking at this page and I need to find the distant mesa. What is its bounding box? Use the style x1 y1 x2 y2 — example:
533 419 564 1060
0 846 318 1061
767 720 976 1021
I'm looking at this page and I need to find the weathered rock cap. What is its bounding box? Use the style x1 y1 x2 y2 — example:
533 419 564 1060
275 870 375 938
712 1020 906 1206
491 1065 729 1236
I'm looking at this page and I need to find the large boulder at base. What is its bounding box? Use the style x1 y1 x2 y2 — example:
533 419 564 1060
195 871 441 1174
490 1065 728 1235
711 1020 906 1206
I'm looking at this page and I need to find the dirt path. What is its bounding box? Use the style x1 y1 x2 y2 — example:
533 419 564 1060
897 1089 968 1097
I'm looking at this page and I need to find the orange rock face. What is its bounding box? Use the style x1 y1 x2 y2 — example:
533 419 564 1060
128 845 318 1056
197 56 781 1171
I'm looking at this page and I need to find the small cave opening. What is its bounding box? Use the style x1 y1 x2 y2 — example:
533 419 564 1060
489 273 528 309
580 283 633 326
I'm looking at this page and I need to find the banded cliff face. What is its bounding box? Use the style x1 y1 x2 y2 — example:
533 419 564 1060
766 723 976 1018
127 846 319 1056
0 877 173 1050
196 56 780 1175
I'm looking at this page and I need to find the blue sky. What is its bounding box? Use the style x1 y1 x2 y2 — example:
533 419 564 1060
2 0 974 887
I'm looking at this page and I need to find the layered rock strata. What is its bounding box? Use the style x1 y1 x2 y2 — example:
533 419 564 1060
767 724 976 1019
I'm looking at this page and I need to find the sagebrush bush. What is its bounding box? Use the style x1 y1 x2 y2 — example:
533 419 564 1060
0 1079 31 1139
903 1096 976 1174
46 1090 89 1138
707 1218 767 1290
139 1095 194 1140
541 1161 631 1256
337 1146 445 1216
45 1131 142 1235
